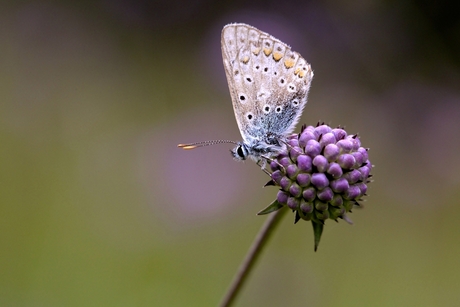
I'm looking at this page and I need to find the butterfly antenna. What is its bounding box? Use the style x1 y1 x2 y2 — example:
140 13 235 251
178 140 237 150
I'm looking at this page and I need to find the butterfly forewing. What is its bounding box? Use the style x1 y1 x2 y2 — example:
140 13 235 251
221 23 313 144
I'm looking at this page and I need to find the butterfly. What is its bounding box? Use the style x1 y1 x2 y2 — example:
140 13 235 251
178 23 313 166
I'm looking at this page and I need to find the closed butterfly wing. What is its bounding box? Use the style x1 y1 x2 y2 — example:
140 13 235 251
221 23 313 145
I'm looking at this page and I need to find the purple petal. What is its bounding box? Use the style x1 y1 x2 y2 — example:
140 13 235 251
288 138 299 147
287 197 300 210
356 182 368 196
286 164 299 179
304 125 316 133
280 176 291 191
324 144 340 162
358 147 369 161
343 169 361 184
279 157 292 168
331 178 349 193
297 173 311 187
289 182 302 198
317 187 333 202
344 185 361 200
338 153 356 170
297 155 312 172
336 139 353 153
298 131 316 148
319 132 336 148
312 155 328 173
358 164 371 179
277 190 289 204
302 187 316 202
311 173 329 189
305 139 321 158
300 200 313 214
327 162 343 178
270 161 280 171
349 136 361 150
351 151 364 168
331 128 347 140
289 146 302 162
314 124 332 137
271 170 283 184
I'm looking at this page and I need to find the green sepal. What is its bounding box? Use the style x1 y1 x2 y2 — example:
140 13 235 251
294 211 301 224
311 221 324 252
257 199 284 215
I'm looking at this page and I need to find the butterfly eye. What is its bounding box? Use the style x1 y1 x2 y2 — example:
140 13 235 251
237 146 246 159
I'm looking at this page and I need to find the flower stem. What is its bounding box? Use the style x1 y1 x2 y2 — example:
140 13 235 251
219 207 287 307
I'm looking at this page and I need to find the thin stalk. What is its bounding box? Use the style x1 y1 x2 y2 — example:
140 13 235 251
219 207 287 307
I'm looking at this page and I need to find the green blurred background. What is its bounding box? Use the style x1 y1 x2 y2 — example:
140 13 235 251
2 1 460 306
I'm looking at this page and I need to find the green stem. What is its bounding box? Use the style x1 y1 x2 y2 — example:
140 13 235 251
219 207 287 307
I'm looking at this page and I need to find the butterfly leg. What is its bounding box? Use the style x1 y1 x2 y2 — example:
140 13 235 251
259 155 286 174
280 139 302 156
256 159 272 176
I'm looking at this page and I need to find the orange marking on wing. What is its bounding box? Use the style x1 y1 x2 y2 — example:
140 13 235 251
273 52 283 61
284 58 295 68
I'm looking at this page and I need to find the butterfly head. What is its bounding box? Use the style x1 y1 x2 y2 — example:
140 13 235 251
230 138 287 163
231 142 249 161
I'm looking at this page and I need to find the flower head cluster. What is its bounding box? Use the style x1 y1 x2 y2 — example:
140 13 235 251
259 123 373 250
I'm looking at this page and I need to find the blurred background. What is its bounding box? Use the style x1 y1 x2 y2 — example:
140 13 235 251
1 0 460 306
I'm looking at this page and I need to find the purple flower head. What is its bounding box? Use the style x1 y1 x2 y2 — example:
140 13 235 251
258 123 373 251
